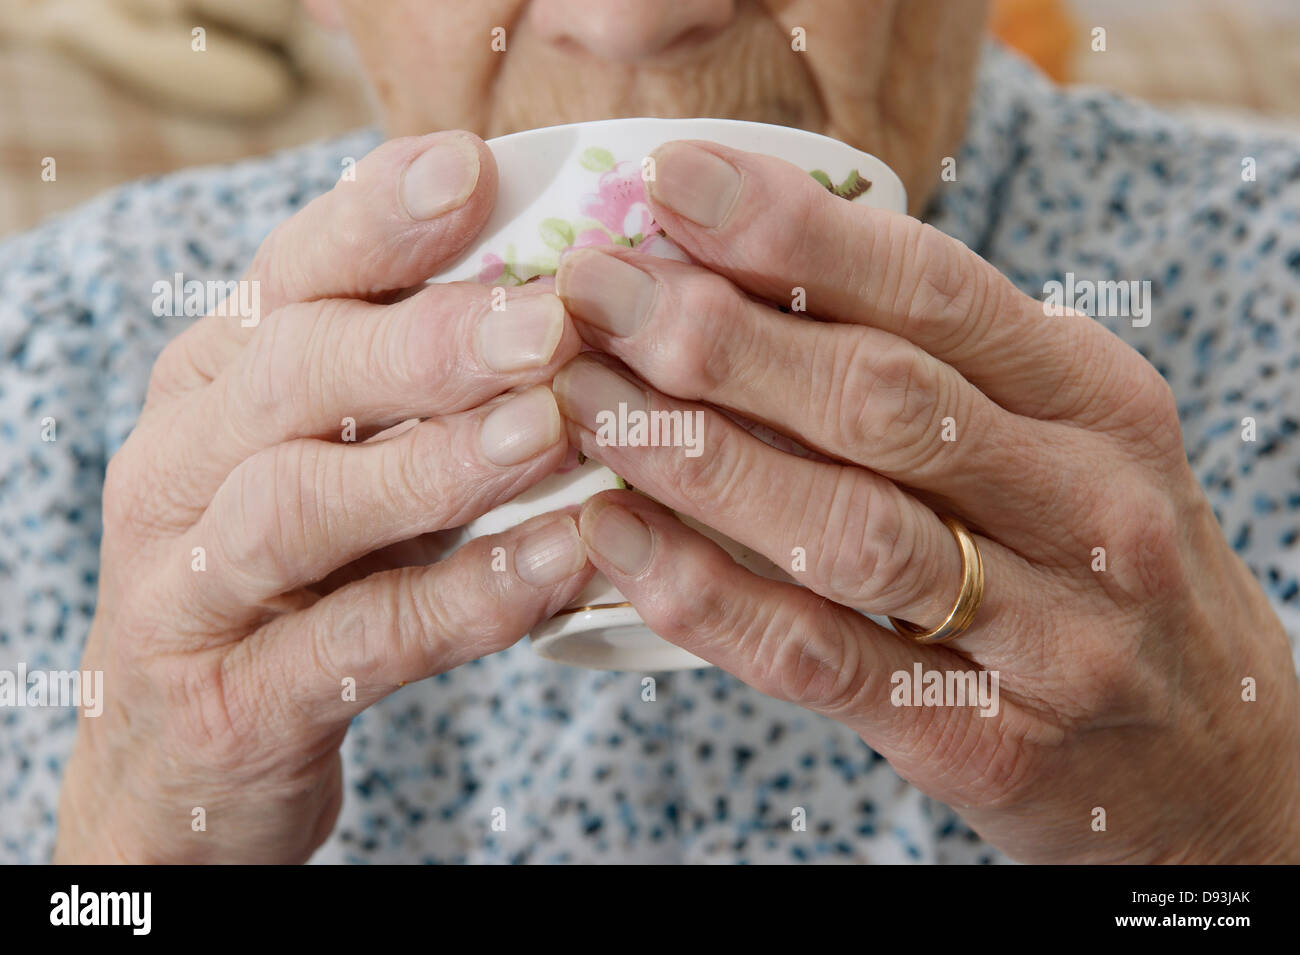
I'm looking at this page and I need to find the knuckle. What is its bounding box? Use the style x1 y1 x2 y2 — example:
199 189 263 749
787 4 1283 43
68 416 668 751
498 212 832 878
101 445 141 537
652 418 749 512
454 548 525 647
1123 364 1183 455
899 709 1035 809
641 544 747 649
395 285 481 407
301 304 356 417
273 441 327 564
214 442 320 590
248 222 297 308
1100 484 1187 605
1076 641 1147 713
650 274 744 401
394 560 514 663
967 730 1038 808
807 474 919 608
1033 626 1157 727
643 551 865 716
1142 370 1180 428
391 419 463 524
1064 338 1182 457
767 610 863 712
147 336 199 402
238 304 314 423
366 293 422 389
313 584 389 689
894 221 986 343
739 196 820 275
101 431 192 537
166 654 260 776
835 337 940 457
389 567 447 671
105 592 148 652
236 316 287 422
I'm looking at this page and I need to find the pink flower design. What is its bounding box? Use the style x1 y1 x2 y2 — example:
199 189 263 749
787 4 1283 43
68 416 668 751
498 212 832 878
476 253 505 284
580 162 657 241
572 228 613 249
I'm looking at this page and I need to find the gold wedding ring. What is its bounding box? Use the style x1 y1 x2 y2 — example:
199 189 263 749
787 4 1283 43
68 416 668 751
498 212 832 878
888 516 984 645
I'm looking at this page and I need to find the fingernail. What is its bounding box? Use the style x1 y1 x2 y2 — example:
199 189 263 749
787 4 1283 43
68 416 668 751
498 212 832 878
477 294 565 371
400 135 480 220
580 501 653 576
553 357 647 432
555 250 658 337
479 386 562 465
647 142 742 228
515 516 586 586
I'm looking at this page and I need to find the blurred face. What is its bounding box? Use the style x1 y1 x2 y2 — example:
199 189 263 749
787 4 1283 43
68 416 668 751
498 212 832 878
320 0 989 213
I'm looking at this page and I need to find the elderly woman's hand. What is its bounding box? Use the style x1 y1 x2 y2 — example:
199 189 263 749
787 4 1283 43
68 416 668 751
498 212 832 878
55 132 593 863
552 140 1300 863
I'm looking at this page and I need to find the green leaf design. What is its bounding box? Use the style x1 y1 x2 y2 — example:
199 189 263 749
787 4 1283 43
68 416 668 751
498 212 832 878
809 168 873 201
539 218 575 251
833 169 873 201
533 250 560 275
579 147 616 173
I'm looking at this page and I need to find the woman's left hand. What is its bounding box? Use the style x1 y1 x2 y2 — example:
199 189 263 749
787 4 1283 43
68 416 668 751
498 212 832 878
550 140 1300 864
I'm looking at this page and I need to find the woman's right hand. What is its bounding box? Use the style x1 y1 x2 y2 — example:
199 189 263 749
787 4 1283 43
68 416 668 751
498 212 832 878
54 132 594 863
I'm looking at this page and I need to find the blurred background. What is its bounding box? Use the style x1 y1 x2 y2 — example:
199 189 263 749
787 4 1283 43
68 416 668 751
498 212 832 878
1 0 1298 237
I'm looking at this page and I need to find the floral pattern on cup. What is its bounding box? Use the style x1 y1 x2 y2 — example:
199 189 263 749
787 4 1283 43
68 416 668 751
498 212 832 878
475 146 872 286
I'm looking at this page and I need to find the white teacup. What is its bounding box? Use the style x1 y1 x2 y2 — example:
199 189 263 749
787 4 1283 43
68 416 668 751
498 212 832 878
438 118 907 671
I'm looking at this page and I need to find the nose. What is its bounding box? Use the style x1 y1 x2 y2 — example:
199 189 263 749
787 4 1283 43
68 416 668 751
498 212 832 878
527 0 737 62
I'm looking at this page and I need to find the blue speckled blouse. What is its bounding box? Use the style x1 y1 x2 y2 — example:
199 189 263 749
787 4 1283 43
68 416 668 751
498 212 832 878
2 46 1298 864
